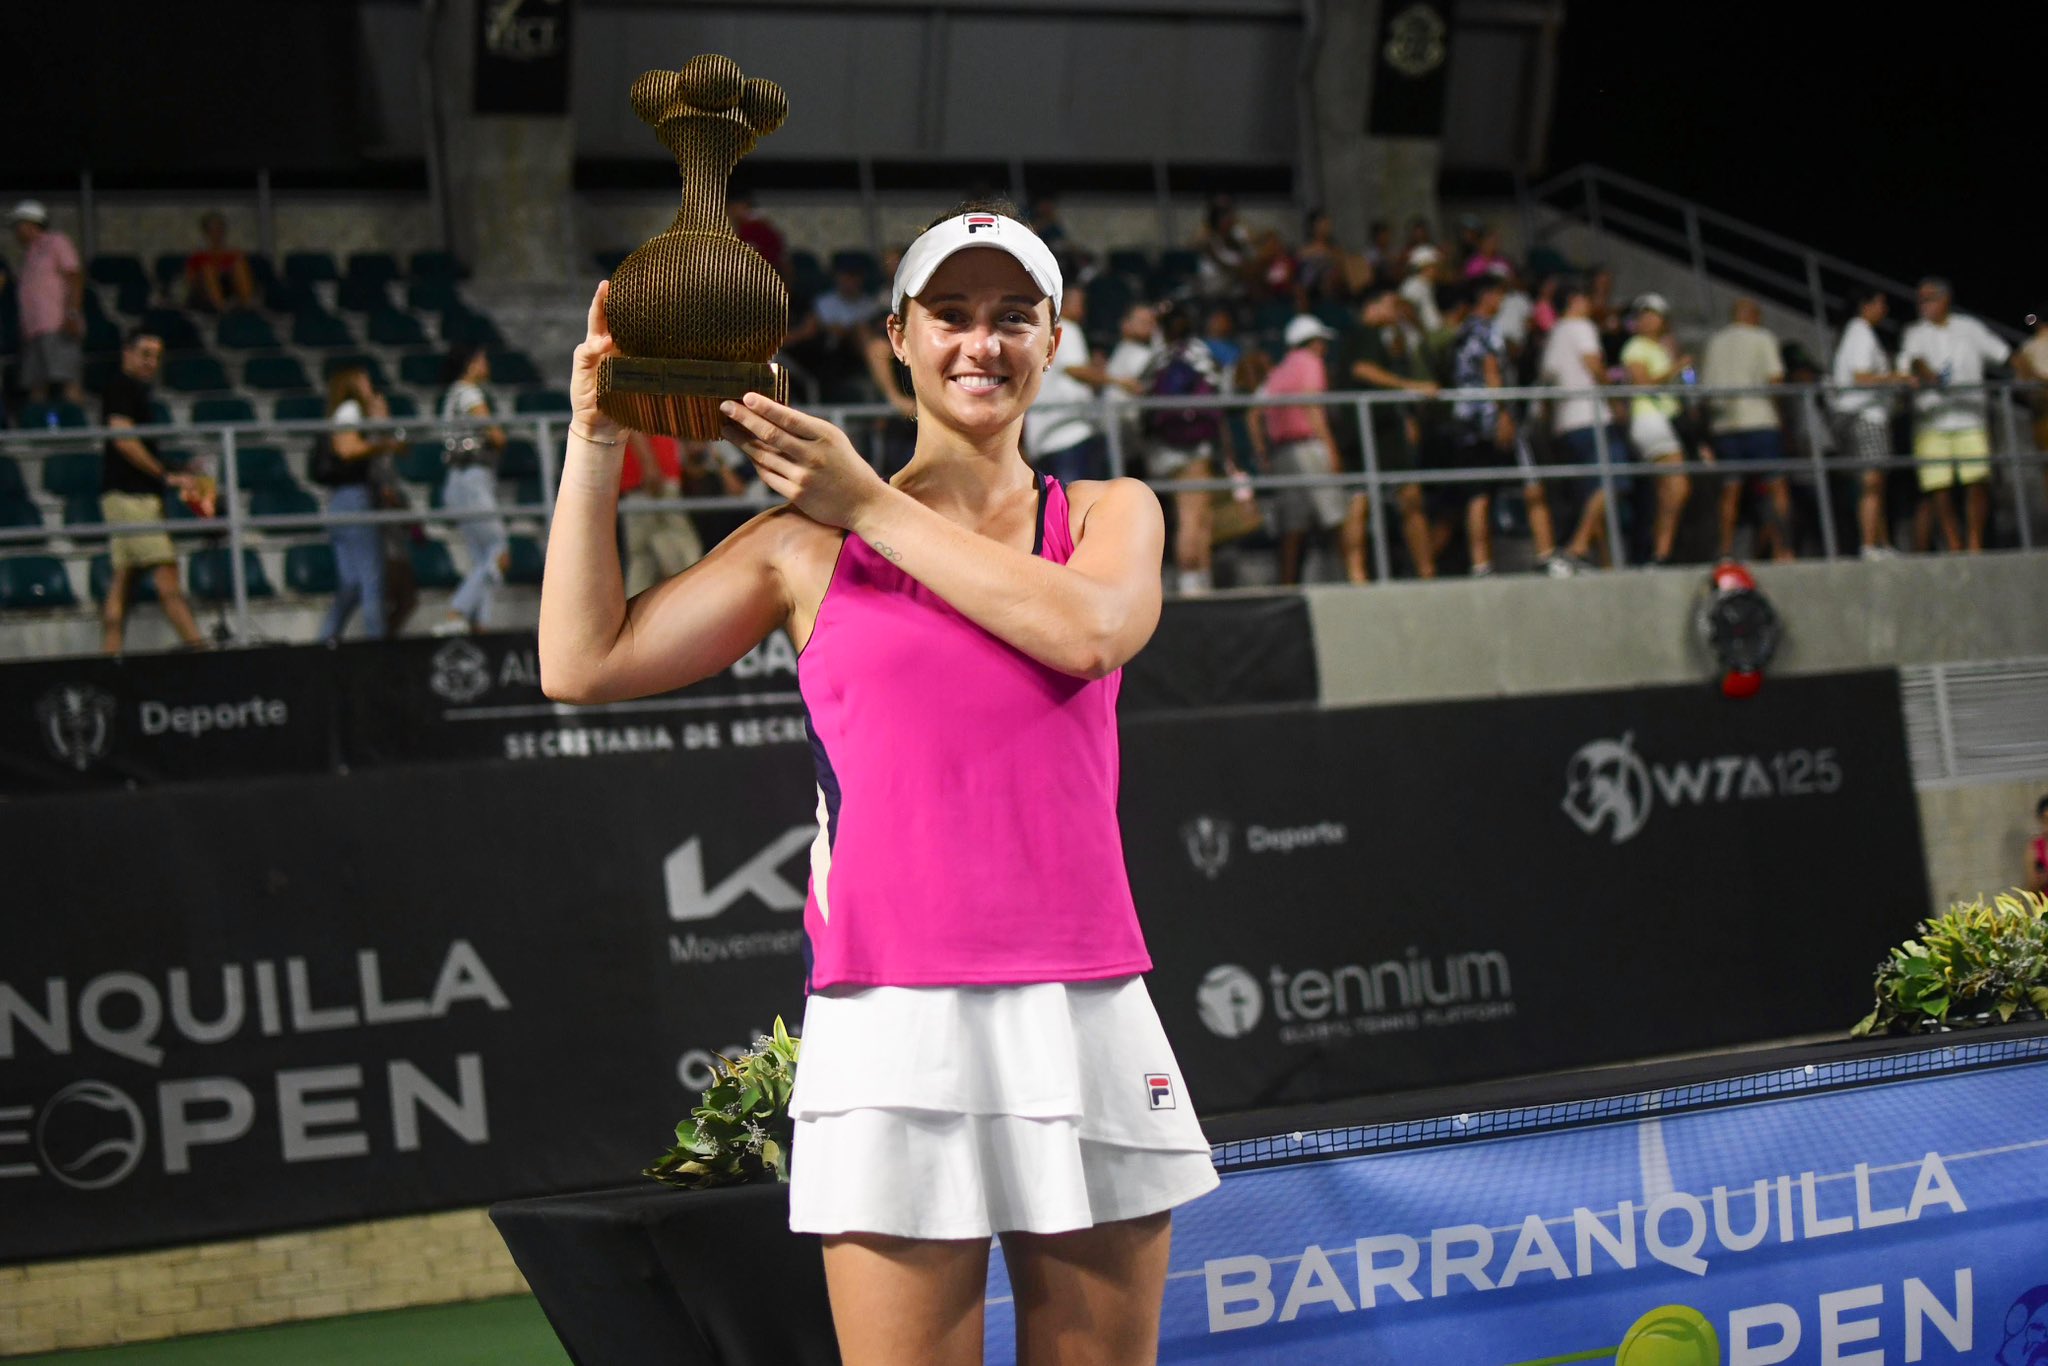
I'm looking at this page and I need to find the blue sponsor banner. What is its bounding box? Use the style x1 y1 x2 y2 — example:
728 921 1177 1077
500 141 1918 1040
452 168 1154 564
985 1047 2048 1364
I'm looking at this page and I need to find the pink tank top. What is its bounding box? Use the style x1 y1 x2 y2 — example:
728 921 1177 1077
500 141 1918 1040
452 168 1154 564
795 473 1152 991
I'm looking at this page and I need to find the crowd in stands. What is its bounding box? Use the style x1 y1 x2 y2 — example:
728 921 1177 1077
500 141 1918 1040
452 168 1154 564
5 186 2046 652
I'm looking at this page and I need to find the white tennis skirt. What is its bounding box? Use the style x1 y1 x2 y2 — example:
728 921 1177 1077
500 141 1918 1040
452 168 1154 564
786 975 1220 1240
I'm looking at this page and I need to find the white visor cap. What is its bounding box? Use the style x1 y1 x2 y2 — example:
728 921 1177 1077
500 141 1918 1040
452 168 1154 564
890 213 1063 320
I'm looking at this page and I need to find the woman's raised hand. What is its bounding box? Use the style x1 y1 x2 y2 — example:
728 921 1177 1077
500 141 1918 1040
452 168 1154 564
570 280 621 438
720 392 891 532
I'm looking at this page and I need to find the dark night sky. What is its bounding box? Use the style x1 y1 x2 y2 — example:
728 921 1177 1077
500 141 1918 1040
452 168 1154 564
1546 5 2037 330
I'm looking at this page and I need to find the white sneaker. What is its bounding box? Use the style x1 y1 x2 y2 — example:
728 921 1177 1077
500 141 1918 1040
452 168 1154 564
1861 545 1898 561
430 616 470 637
1542 554 1576 578
1469 561 1495 578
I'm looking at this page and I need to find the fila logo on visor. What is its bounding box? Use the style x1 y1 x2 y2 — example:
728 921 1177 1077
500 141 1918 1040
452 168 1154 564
1145 1073 1175 1110
965 214 999 235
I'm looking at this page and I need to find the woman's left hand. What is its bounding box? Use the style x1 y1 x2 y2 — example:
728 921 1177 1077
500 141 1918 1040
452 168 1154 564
720 392 890 531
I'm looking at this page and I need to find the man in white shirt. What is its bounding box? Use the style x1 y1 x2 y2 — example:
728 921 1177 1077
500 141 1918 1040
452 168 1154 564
1830 289 1911 557
1702 298 1793 560
1400 246 1444 334
1897 277 2012 553
1538 279 1622 572
1024 283 1110 484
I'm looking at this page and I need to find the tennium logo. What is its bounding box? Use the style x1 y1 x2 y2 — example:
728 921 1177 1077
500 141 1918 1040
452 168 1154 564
1197 951 1513 1043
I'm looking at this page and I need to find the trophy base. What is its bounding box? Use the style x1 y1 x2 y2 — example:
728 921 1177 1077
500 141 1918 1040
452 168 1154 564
597 357 790 439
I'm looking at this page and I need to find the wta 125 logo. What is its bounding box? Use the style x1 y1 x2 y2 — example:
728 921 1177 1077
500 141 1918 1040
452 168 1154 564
1561 732 1843 845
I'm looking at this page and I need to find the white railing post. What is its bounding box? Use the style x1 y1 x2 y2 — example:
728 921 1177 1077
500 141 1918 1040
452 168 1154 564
1800 388 1839 560
1997 384 2034 551
1589 418 1626 568
221 425 250 642
1354 396 1394 585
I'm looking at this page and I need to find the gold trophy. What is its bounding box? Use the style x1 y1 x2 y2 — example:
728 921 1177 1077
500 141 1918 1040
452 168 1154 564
599 55 790 437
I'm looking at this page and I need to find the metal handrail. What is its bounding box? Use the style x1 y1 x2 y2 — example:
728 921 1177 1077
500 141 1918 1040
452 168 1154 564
2 380 2042 636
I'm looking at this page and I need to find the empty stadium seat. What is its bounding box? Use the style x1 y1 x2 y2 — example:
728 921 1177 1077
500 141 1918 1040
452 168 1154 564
149 400 174 427
251 485 319 519
790 250 827 303
114 278 152 316
191 397 257 424
82 301 122 354
385 393 420 418
830 249 881 291
189 547 275 601
41 453 102 499
409 250 466 280
291 309 355 349
488 351 540 385
284 252 339 285
90 255 148 290
366 308 427 347
409 539 460 589
513 390 571 415
336 277 391 313
139 308 202 351
399 352 445 388
322 353 389 389
244 355 313 392
346 252 402 285
64 494 103 526
407 280 460 314
284 543 338 594
265 278 315 315
441 309 501 346
90 554 159 603
272 394 326 422
82 357 120 396
163 355 231 393
397 443 445 485
215 312 280 350
498 439 540 480
0 457 25 498
506 535 543 585
231 446 296 491
0 496 45 538
20 401 88 432
153 253 188 292
0 556 76 609
511 476 543 508
1107 248 1153 277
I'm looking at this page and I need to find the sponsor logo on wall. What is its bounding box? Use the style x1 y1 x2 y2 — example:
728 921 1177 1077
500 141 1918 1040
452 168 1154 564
1179 814 1350 879
32 683 292 773
0 943 507 1191
663 827 814 968
1197 950 1514 1045
34 684 115 771
1561 732 1843 845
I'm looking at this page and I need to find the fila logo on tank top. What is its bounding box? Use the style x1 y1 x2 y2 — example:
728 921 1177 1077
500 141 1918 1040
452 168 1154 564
794 473 1153 992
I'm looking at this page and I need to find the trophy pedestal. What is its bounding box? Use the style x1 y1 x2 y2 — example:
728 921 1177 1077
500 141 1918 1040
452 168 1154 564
597 356 790 440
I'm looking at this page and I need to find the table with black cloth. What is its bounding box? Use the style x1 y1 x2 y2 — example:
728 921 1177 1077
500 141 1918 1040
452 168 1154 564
491 1182 840 1366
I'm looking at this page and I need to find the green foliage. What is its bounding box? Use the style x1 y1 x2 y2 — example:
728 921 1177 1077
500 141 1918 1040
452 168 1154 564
1853 891 2048 1037
644 1016 800 1189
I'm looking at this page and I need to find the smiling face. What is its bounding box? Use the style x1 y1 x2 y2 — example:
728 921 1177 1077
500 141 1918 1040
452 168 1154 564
890 248 1054 440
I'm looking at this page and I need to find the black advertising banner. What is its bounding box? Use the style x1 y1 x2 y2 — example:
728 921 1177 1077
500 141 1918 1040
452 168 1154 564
1126 670 1931 1113
0 747 815 1264
1367 0 1453 138
473 0 572 116
0 648 335 794
0 595 1316 796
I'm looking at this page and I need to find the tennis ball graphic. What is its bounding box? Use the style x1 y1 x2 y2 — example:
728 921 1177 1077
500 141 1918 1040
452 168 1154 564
1616 1305 1720 1366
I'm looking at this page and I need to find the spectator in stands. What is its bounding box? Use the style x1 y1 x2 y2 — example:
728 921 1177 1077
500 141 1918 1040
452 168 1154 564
433 345 510 635
1196 196 1252 298
2029 794 2048 895
1400 246 1444 334
1025 282 1111 487
1295 209 1342 300
1252 228 1297 303
1028 196 1069 251
619 431 706 596
11 200 85 406
1703 298 1794 561
812 262 885 399
1540 278 1623 574
317 366 403 642
1454 275 1560 577
1898 277 2011 554
1403 217 1436 257
1831 288 1911 558
182 211 257 314
1333 284 1440 578
1252 315 1348 584
727 190 787 279
1492 263 1534 366
1103 301 1160 460
1365 220 1395 278
2018 306 2048 512
1589 268 1626 365
372 456 420 635
98 328 205 653
1463 226 1512 282
1141 305 1233 595
860 312 919 478
1202 307 1243 374
1621 295 1695 565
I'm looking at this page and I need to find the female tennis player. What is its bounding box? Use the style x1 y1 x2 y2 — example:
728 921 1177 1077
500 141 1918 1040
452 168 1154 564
538 200 1217 1365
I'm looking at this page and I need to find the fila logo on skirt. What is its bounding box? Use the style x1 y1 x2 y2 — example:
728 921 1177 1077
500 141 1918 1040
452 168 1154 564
1146 1073 1176 1110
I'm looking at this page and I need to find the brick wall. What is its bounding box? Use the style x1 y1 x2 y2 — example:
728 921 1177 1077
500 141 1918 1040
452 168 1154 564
0 1208 527 1358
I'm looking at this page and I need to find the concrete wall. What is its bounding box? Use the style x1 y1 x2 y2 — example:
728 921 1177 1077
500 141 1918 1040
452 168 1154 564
1309 551 2048 708
1918 781 2048 912
0 1208 526 1357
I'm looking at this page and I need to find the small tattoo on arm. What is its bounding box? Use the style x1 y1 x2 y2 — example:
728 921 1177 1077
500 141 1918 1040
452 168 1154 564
868 539 903 562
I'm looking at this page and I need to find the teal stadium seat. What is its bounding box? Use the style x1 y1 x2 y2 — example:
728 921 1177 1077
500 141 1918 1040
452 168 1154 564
408 251 466 280
284 252 339 285
409 539 460 589
0 457 25 498
407 280 459 314
513 390 571 415
21 401 88 432
284 543 338 594
232 447 296 492
506 535 543 585
89 255 147 291
441 309 501 347
266 278 315 314
0 497 45 547
399 352 445 388
149 400 174 427
153 253 187 292
367 308 426 347
385 393 420 418
191 397 257 424
64 494 103 526
489 351 540 385
162 354 231 394
216 312 280 350
1107 248 1153 278
498 440 540 479
189 547 274 602
397 443 445 485
0 556 76 609
322 353 389 390
336 277 390 313
273 394 326 422
140 308 202 351
347 252 402 285
251 486 319 519
41 453 102 499
244 355 313 392
292 310 355 350
91 553 159 602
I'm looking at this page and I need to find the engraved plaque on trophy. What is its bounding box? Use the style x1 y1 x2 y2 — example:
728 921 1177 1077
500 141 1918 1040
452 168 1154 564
598 54 790 437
